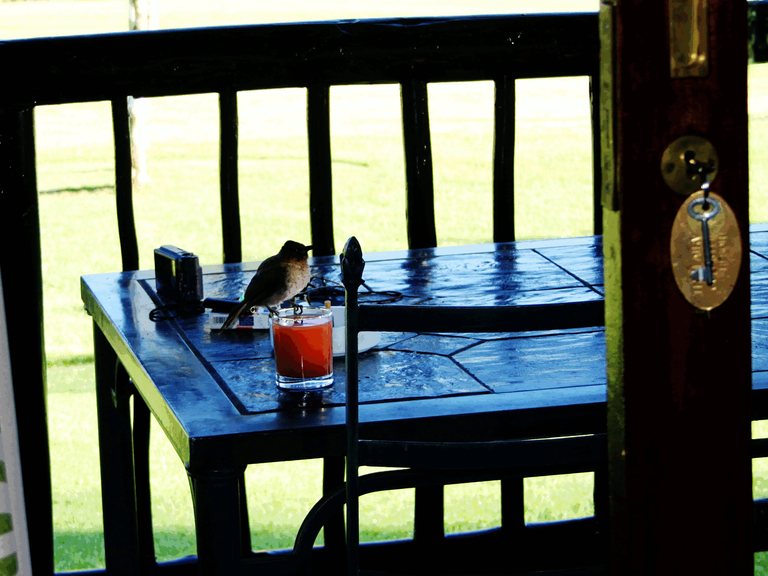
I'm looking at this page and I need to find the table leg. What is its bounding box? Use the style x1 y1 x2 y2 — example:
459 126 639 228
239 470 252 555
94 322 142 576
129 379 157 572
593 466 609 535
187 466 247 576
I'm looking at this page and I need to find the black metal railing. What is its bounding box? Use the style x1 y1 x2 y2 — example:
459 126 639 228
0 13 602 257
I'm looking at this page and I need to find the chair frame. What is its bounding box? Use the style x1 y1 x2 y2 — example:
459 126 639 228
340 236 607 575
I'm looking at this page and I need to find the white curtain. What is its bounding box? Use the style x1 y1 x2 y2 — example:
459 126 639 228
0 269 32 576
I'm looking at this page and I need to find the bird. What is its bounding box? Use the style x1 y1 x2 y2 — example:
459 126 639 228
219 240 313 331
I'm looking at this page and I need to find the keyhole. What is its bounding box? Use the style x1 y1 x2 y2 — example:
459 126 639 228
684 150 715 182
661 136 718 195
683 150 716 210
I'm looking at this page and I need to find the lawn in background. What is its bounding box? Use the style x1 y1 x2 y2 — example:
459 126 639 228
41 74 601 571
4 0 768 571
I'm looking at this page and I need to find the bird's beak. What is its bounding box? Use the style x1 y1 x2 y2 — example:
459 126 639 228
306 245 313 252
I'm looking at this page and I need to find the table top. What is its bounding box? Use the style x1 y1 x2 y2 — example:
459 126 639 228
81 227 768 471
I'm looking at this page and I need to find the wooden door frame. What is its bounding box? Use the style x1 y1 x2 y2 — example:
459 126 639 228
602 1 752 573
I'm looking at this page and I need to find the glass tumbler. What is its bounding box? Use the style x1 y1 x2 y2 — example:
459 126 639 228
270 307 334 390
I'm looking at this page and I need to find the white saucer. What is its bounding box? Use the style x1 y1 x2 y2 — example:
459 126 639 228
333 327 381 357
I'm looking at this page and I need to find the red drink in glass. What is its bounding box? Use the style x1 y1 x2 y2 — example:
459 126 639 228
271 308 333 389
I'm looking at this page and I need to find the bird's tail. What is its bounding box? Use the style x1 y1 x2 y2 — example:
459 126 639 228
219 300 252 331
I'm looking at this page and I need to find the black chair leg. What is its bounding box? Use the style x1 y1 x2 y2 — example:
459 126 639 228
414 485 444 545
323 456 346 555
501 476 526 537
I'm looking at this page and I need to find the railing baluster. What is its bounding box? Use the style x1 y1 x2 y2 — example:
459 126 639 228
493 75 516 243
111 97 156 572
307 84 335 256
307 85 343 566
219 92 256 555
111 98 140 272
219 90 242 264
401 79 437 249
402 79 444 549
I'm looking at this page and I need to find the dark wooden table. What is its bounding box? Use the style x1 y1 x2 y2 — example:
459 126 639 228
81 227 768 575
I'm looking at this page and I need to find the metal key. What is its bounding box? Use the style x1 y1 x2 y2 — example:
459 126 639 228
687 196 720 285
684 150 716 194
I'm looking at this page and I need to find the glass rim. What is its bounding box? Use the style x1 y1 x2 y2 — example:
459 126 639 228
272 306 333 319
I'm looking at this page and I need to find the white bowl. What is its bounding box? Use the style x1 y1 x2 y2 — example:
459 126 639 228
330 306 380 357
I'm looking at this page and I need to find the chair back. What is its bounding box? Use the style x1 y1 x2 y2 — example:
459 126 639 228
339 236 607 575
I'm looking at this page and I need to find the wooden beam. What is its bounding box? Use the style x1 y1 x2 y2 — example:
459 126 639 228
603 0 752 574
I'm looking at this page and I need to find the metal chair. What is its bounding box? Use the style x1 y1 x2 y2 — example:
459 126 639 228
339 236 607 576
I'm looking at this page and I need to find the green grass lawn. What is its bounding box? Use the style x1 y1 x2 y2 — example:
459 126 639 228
5 0 768 571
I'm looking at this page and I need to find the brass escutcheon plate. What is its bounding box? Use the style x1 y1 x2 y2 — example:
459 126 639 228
661 135 718 195
669 0 709 78
670 191 742 311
